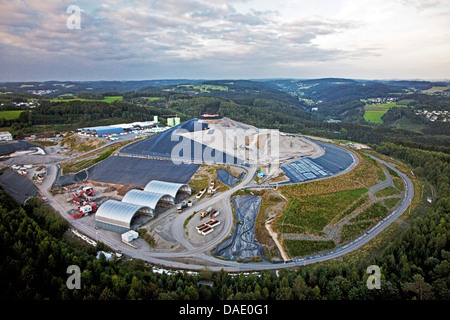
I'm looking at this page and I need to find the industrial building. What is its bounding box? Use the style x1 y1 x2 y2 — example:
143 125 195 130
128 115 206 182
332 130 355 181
144 180 191 199
95 200 153 233
122 189 174 215
95 180 191 233
167 117 181 127
79 120 159 137
82 126 125 137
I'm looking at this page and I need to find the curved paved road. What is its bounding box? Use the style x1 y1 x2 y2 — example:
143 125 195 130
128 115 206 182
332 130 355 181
40 145 413 272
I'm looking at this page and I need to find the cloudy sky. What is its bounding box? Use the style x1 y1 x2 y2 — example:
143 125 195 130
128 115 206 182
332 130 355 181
0 0 449 81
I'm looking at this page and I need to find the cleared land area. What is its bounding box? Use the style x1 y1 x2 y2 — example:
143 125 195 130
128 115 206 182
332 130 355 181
273 151 398 258
278 188 367 235
283 239 336 257
363 102 407 123
0 110 23 120
423 86 450 93
50 96 123 103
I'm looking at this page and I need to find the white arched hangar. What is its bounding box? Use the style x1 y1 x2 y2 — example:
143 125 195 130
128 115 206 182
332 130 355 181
95 200 152 233
144 180 191 199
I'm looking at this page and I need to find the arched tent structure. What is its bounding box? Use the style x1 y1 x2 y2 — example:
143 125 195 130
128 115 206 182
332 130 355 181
82 126 124 137
122 190 174 214
144 180 191 199
95 200 152 233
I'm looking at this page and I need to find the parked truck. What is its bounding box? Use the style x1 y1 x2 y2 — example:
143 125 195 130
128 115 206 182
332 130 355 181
196 188 206 199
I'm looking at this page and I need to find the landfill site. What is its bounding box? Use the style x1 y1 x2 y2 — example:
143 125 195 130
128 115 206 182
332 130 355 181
0 116 358 269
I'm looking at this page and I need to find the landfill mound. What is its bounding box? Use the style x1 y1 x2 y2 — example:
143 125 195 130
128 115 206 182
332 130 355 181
0 168 38 205
86 156 200 188
216 169 244 187
120 118 242 164
180 117 322 166
212 195 266 261
0 141 37 157
309 141 355 174
52 168 88 188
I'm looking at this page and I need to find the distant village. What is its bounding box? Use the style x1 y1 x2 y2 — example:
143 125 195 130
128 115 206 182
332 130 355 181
415 109 449 122
27 89 59 96
10 100 39 108
364 97 398 105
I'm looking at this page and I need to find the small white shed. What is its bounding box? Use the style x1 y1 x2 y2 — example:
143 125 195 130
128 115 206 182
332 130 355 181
121 230 139 243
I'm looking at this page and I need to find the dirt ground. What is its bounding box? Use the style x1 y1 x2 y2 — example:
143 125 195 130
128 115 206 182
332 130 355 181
180 117 323 167
184 199 227 247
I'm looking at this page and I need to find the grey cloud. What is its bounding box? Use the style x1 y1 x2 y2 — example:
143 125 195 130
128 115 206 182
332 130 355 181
397 0 443 9
0 0 378 80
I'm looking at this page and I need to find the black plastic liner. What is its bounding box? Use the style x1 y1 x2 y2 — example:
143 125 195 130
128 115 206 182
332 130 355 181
216 169 244 187
0 141 37 156
0 168 38 205
212 195 266 262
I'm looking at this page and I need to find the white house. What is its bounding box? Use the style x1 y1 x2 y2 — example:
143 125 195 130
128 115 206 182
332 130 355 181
0 132 12 141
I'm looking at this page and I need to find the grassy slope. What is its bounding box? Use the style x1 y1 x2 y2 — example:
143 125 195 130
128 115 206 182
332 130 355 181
0 110 23 120
279 188 368 235
50 96 123 103
364 102 407 123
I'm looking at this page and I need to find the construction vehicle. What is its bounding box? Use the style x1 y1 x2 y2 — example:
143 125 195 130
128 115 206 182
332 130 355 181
82 186 95 196
210 210 220 219
200 206 213 219
196 188 206 199
70 202 98 219
71 186 95 205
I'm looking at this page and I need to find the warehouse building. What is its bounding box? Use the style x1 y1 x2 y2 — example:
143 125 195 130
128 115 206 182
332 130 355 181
95 180 190 233
122 189 174 215
144 180 191 199
95 200 152 233
79 120 159 137
81 126 125 137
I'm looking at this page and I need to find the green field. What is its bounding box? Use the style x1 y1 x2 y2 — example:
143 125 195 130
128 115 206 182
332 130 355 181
364 102 407 123
423 86 450 93
178 84 228 93
0 110 24 120
50 96 123 103
102 96 123 103
284 239 336 257
278 188 368 235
